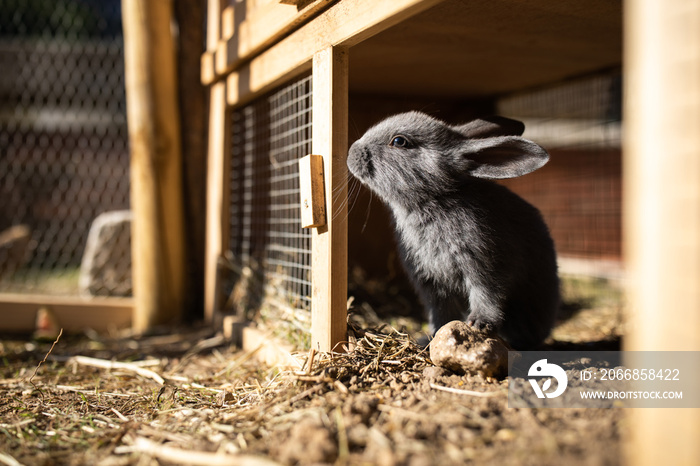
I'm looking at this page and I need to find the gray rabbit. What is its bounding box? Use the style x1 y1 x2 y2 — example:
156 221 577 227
347 111 559 349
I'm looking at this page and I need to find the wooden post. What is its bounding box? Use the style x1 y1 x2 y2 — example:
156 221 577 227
311 46 349 352
203 0 231 322
122 0 186 332
204 81 230 322
173 0 207 321
624 0 700 463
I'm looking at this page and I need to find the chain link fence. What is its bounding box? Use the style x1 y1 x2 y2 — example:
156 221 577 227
0 0 131 296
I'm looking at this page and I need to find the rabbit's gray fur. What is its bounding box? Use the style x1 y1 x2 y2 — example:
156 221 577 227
347 111 559 349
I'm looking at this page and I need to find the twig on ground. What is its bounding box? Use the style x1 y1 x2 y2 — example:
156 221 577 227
116 437 281 466
111 407 130 422
28 328 63 401
68 355 165 385
376 404 425 421
430 382 504 397
0 452 25 466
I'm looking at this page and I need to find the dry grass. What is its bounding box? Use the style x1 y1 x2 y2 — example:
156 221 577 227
1 294 624 465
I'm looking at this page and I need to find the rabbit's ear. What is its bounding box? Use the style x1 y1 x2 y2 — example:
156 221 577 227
453 116 525 139
460 136 549 179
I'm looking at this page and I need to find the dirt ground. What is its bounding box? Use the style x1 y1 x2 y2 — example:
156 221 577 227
1 281 624 466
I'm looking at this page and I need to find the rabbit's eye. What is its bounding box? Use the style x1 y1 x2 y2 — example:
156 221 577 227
390 136 410 148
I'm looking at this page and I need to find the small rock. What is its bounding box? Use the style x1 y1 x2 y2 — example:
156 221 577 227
429 321 509 378
79 210 132 297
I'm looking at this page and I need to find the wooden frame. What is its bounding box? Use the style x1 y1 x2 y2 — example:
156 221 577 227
203 81 231 320
204 0 231 321
214 0 335 79
224 0 445 107
0 295 132 333
204 0 446 352
310 46 349 351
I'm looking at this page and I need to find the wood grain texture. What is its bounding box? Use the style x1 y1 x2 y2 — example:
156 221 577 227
206 0 222 50
349 0 621 97
226 0 444 107
122 0 186 332
0 294 132 333
624 0 700 464
174 0 208 321
310 47 348 352
299 155 327 229
204 82 231 322
201 50 216 85
215 0 334 77
223 0 621 107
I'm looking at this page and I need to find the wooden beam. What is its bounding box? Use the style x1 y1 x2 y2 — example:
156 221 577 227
221 5 236 40
226 0 445 107
310 46 348 352
215 0 334 78
206 0 222 50
201 0 223 84
204 81 231 322
122 0 186 332
0 294 132 333
174 0 208 321
223 316 303 369
215 5 237 75
623 0 700 464
201 50 216 85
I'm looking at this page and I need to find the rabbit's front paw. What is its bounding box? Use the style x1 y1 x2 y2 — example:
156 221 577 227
466 312 497 334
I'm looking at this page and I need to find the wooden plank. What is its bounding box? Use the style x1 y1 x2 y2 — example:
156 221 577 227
349 0 621 97
174 0 208 321
201 0 223 84
216 0 334 78
623 0 700 464
206 0 222 50
226 0 445 107
221 5 236 40
204 81 231 322
203 0 230 322
201 50 216 85
310 46 348 352
0 294 132 333
299 154 327 229
122 0 186 333
214 5 237 75
223 316 303 369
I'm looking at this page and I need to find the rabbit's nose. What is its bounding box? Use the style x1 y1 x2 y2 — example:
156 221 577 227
347 144 374 181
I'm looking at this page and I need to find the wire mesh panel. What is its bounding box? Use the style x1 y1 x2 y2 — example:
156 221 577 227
495 72 623 314
497 73 623 272
228 74 313 339
0 0 130 296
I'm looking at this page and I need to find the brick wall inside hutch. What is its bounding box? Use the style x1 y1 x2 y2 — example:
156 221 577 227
500 147 622 262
